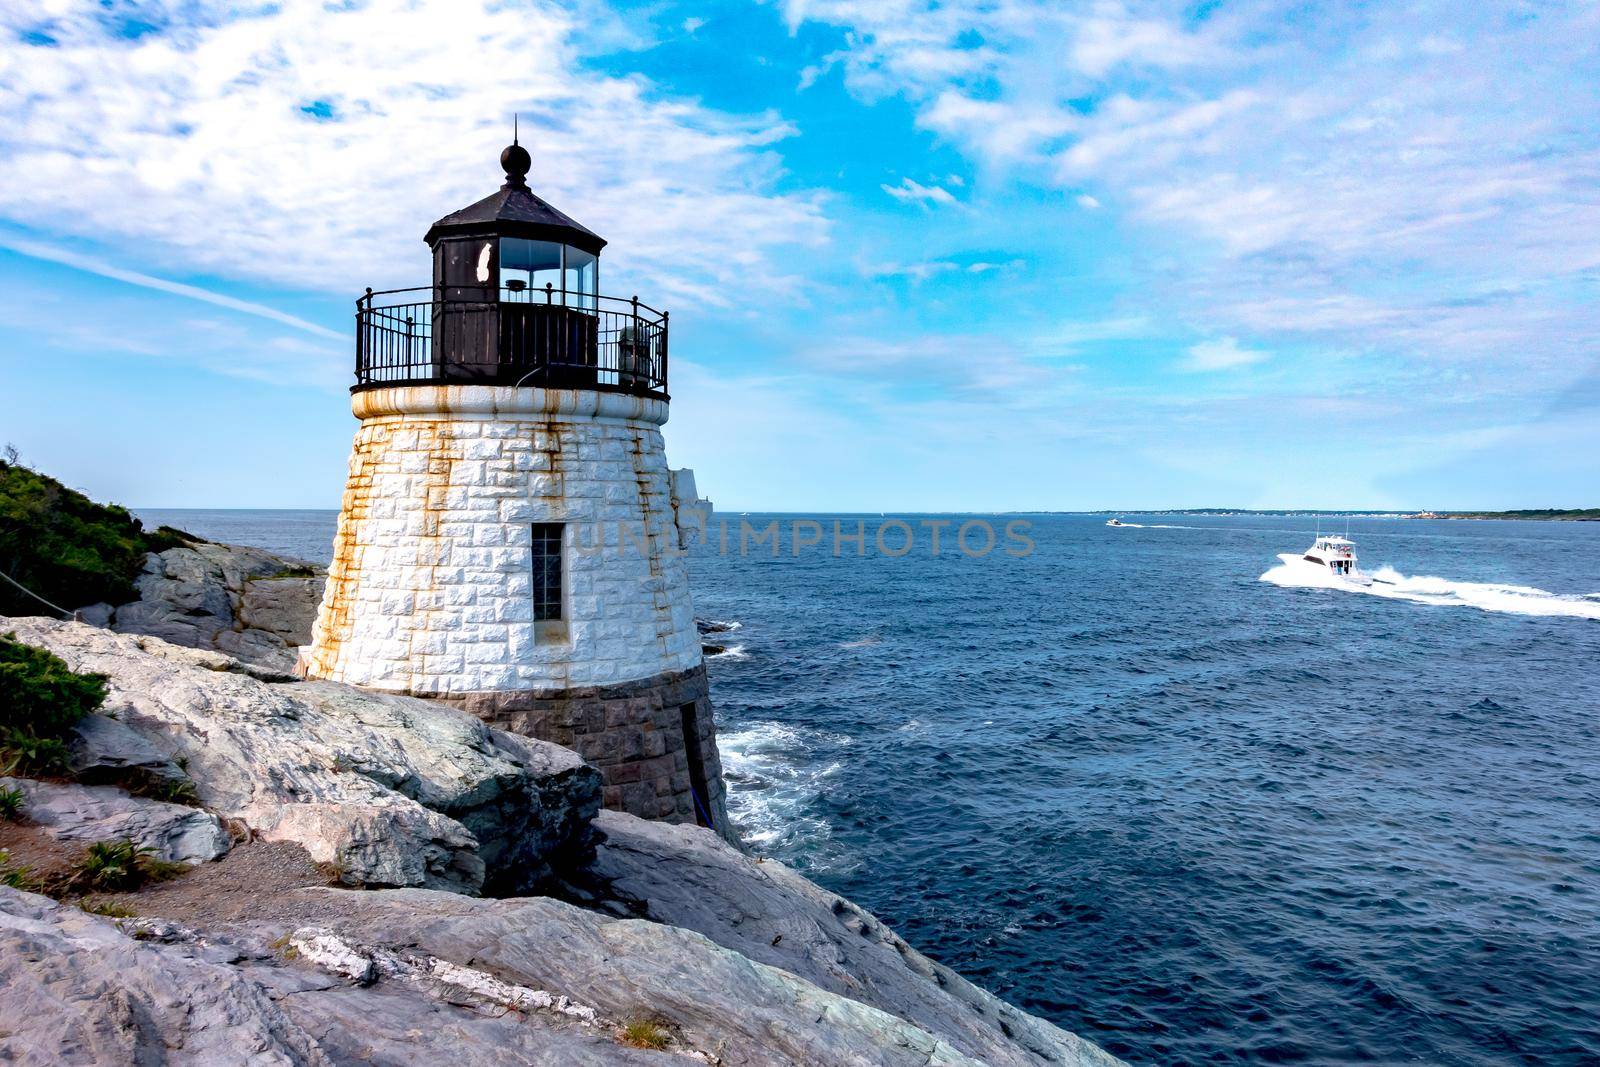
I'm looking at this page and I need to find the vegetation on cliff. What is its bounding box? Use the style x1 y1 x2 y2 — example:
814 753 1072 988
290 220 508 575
0 632 108 774
0 452 193 617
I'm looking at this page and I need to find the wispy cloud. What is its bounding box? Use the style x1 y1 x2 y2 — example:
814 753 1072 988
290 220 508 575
0 235 341 340
865 256 1024 282
1182 337 1267 372
881 177 959 206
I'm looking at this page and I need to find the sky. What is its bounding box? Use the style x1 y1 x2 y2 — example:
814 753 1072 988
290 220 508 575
1 0 1597 511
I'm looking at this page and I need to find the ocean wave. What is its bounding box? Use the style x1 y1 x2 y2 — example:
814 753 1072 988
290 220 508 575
705 643 748 660
718 720 852 860
1260 555 1600 620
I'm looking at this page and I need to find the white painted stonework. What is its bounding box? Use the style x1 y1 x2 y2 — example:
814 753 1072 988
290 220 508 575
303 384 702 695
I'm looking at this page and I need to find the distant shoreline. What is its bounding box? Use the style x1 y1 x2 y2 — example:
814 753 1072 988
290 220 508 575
1082 509 1600 521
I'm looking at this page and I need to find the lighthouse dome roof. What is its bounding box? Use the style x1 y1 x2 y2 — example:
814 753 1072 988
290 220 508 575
424 141 606 255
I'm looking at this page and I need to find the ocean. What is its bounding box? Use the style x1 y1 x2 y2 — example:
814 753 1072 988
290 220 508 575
137 509 1600 1065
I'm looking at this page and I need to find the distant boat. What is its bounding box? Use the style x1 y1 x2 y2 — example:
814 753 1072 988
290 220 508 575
1106 517 1127 527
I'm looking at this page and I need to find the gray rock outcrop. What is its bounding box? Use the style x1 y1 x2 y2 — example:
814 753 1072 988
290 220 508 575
253 888 992 1066
2 617 599 895
66 713 192 793
587 811 1122 1067
0 889 330 1067
101 540 326 672
0 882 1124 1067
0 888 672 1066
0 777 229 865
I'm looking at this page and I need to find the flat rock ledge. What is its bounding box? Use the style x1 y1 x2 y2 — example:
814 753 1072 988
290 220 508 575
0 882 1125 1067
0 777 229 865
1 616 600 895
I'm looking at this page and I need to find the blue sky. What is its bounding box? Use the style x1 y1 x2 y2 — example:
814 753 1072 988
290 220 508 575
2 0 1597 510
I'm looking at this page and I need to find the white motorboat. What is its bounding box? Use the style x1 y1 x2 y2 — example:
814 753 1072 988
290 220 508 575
1301 535 1371 584
1106 517 1126 527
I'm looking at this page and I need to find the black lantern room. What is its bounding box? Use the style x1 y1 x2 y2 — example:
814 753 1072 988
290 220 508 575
424 140 605 307
354 138 667 396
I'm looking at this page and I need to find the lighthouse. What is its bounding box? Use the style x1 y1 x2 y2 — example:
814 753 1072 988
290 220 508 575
303 137 732 838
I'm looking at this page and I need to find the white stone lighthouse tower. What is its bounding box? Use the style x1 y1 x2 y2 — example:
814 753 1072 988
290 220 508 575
304 137 731 838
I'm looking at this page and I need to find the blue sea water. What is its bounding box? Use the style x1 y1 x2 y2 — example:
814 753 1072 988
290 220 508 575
137 509 1600 1065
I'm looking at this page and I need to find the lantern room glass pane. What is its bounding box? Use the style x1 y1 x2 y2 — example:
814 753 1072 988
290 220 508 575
499 238 563 300
564 247 597 309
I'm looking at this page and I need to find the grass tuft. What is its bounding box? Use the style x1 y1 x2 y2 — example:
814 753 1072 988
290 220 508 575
78 897 136 918
129 776 201 807
618 1019 671 1051
0 849 39 892
0 785 23 821
267 932 301 959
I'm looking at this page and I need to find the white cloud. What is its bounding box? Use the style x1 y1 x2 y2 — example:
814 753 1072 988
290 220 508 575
880 177 958 206
682 17 706 34
1182 337 1268 372
1076 194 1101 210
920 91 1075 163
0 0 828 310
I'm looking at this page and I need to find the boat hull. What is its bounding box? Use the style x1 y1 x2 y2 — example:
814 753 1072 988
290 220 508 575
1278 553 1374 587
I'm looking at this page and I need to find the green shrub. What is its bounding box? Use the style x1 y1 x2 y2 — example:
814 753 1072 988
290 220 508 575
78 840 147 891
260 564 317 580
145 525 206 552
0 633 107 774
0 455 197 617
74 839 183 892
0 785 23 821
0 733 70 776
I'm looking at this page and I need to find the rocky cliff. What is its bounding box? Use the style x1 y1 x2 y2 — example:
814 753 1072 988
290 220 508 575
0 616 1123 1066
79 538 326 674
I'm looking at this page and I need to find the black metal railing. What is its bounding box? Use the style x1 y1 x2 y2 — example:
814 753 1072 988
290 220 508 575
354 285 668 397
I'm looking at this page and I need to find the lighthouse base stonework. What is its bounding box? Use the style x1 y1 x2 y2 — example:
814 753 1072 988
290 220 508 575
454 663 727 826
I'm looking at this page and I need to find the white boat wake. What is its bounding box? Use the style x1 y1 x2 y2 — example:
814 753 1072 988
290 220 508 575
1260 555 1600 620
1108 522 1197 529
